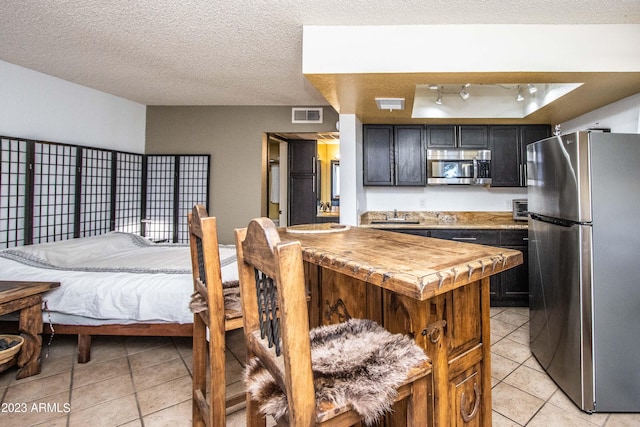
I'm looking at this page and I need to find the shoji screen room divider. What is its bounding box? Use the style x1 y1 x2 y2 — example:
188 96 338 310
0 136 209 248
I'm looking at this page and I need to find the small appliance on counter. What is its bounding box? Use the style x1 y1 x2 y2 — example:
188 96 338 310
512 199 528 221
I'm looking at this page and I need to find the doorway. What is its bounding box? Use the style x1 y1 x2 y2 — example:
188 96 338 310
265 132 339 227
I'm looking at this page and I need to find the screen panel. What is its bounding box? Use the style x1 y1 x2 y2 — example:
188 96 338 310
0 138 28 247
145 155 175 242
79 148 112 237
32 142 77 243
114 152 143 235
177 155 210 243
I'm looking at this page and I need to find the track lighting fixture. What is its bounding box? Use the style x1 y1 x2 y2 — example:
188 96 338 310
459 84 470 101
527 84 537 94
516 87 524 102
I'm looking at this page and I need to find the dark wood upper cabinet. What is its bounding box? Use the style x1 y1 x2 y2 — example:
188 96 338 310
426 125 488 148
363 125 394 186
363 125 425 186
489 125 551 187
489 126 521 187
394 125 426 186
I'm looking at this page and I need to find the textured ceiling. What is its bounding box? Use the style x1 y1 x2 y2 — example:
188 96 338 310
1 0 639 109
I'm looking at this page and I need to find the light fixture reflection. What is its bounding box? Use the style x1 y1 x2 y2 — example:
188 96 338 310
527 84 537 94
516 87 524 102
435 87 443 105
459 84 470 101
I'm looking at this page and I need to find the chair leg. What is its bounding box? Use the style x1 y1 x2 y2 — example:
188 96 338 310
193 316 207 427
245 394 266 427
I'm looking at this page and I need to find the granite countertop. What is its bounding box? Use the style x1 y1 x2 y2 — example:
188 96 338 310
360 211 528 230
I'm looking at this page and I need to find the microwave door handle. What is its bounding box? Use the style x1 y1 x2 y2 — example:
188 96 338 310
473 159 478 182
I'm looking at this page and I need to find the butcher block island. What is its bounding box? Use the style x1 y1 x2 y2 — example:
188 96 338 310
279 224 523 426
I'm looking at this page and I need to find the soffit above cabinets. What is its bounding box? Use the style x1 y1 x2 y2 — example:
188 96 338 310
303 25 640 125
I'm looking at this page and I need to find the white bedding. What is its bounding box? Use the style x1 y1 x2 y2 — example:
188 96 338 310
0 232 238 325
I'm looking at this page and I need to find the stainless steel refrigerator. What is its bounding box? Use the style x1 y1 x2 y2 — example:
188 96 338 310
527 131 640 413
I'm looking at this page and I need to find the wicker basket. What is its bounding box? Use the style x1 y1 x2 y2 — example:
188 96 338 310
0 335 24 365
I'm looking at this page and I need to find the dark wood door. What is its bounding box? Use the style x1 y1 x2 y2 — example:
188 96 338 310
427 125 488 148
363 125 394 186
288 140 317 225
394 125 426 186
489 125 520 187
491 230 529 306
426 125 456 148
458 125 488 148
519 125 551 186
288 139 316 174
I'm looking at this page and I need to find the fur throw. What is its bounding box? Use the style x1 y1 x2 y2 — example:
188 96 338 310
244 318 429 425
189 280 241 314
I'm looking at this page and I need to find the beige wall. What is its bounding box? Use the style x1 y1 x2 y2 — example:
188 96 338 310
145 106 339 243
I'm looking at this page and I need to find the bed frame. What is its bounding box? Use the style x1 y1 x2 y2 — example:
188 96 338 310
0 319 193 363
54 323 193 363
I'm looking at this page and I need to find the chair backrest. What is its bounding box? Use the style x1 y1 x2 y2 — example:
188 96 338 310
235 217 316 425
189 204 226 335
188 204 227 426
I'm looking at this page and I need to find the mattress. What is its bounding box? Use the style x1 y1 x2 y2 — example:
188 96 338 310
0 232 238 325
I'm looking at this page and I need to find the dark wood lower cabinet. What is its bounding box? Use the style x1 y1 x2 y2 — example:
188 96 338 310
390 228 529 306
491 230 529 306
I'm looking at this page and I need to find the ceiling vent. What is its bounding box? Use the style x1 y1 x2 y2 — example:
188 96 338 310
292 107 323 123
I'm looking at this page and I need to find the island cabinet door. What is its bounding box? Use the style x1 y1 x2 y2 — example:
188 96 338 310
449 364 484 427
307 267 383 327
383 278 490 427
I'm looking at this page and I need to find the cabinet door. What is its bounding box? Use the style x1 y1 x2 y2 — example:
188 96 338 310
426 125 456 148
519 125 551 186
493 244 529 306
429 229 499 245
394 125 426 185
489 125 520 187
450 365 484 427
458 125 488 148
363 125 394 186
491 230 529 306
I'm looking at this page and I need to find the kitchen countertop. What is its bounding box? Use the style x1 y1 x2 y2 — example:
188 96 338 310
316 212 340 218
360 211 528 230
278 225 523 300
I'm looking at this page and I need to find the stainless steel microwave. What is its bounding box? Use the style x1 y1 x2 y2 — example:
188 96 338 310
427 149 492 185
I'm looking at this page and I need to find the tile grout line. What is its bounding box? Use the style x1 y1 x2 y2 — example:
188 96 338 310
126 347 145 427
66 351 76 427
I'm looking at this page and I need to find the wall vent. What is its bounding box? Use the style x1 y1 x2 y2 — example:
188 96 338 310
292 107 323 123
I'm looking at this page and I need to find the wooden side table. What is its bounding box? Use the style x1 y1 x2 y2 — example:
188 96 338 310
0 281 60 379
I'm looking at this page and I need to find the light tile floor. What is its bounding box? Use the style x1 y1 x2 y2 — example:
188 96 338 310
1 307 639 426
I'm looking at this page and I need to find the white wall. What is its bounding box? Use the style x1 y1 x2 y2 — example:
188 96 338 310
0 60 146 152
560 93 640 134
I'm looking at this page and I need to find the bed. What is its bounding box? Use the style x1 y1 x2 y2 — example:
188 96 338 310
0 232 238 362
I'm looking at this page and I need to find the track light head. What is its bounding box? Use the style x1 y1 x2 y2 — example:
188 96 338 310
527 84 537 94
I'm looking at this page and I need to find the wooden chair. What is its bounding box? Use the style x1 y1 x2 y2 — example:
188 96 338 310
234 217 432 426
188 205 244 427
